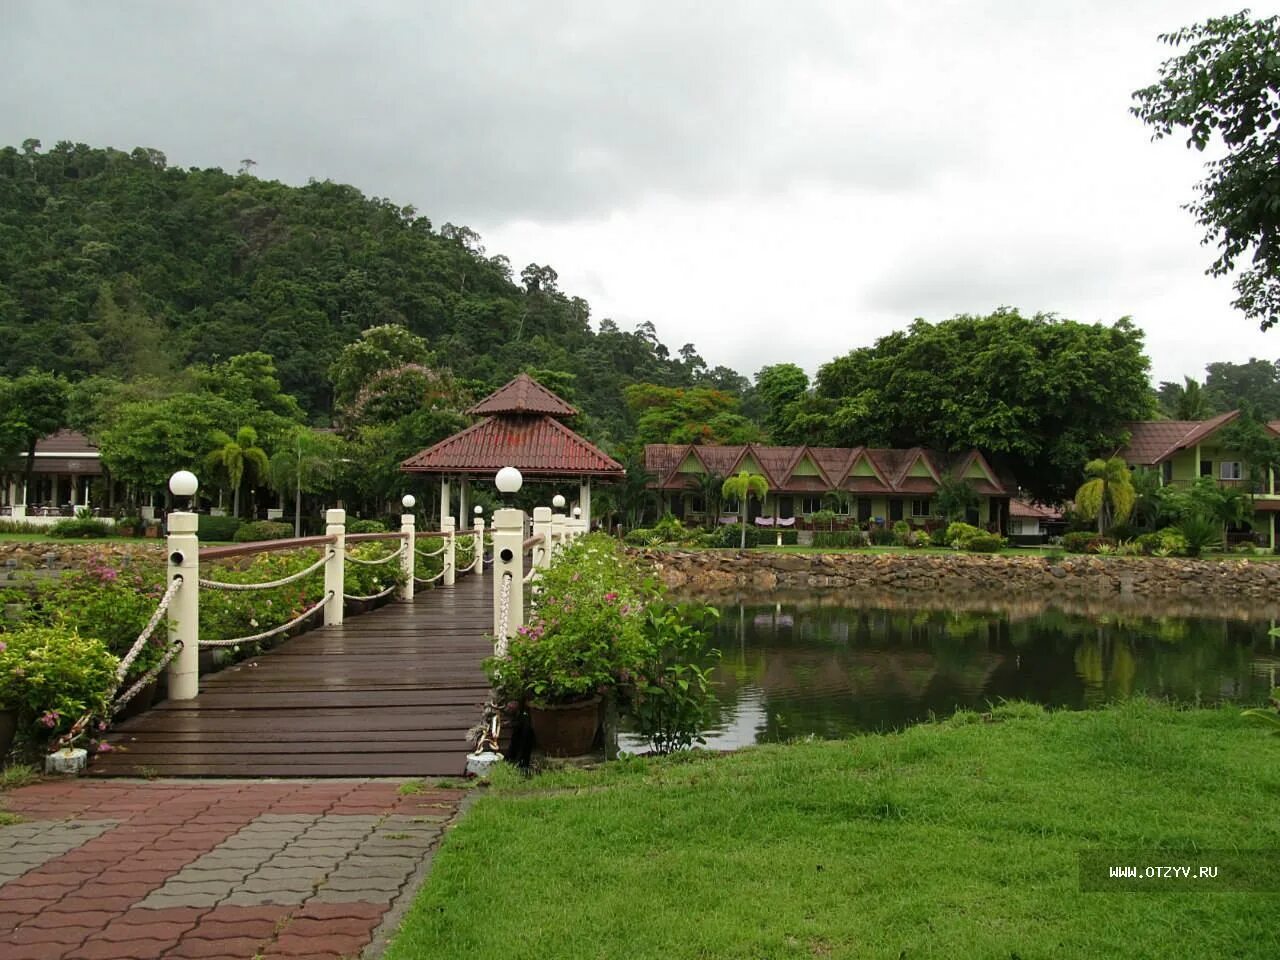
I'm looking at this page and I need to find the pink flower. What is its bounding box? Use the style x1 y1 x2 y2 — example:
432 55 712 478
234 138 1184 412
96 742 114 753
39 710 60 729
604 592 618 603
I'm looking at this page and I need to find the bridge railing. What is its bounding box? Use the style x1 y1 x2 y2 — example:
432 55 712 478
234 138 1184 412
160 503 485 701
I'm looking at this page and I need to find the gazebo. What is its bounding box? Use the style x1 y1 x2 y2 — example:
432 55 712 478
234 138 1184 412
400 374 624 524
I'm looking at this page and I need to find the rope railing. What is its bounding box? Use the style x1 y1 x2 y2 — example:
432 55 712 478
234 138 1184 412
343 583 399 602
115 577 183 680
347 542 405 565
198 550 332 591
199 591 333 647
200 534 335 562
414 568 447 585
113 640 183 714
495 571 513 657
416 543 447 558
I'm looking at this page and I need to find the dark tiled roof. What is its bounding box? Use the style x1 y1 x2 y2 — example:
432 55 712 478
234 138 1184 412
1010 498 1063 520
403 415 622 477
33 430 99 454
644 443 1016 495
465 373 579 417
1118 410 1240 464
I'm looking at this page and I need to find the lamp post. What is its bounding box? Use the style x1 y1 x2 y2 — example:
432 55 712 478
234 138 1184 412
495 466 522 503
166 470 200 701
169 469 198 512
400 495 417 600
492 468 525 647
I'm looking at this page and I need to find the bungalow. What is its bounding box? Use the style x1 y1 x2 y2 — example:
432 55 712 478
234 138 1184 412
1 430 107 518
644 443 1016 530
1008 498 1065 544
1116 410 1280 548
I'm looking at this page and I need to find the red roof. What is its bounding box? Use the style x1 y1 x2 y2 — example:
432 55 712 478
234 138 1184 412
644 443 1016 495
1118 410 1240 465
465 373 579 417
1010 498 1063 520
402 415 623 478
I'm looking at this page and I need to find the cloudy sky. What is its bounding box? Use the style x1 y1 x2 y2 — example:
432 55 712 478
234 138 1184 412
4 1 1277 386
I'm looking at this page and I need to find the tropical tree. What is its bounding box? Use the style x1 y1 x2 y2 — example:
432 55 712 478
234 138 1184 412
206 426 269 518
689 471 724 528
721 471 768 549
268 427 343 536
1074 458 1136 534
934 476 980 523
1132 11 1280 331
0 371 69 505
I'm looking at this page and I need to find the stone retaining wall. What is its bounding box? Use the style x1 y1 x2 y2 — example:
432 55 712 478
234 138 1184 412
0 540 163 574
632 549 1280 610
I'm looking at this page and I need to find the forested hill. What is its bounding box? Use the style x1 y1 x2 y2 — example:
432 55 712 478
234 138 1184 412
0 140 742 443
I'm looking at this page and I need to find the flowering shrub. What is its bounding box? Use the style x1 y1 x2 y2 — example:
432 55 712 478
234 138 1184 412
0 627 118 738
345 541 407 598
485 534 719 753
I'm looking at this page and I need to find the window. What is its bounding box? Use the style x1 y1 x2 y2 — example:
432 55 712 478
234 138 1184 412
857 498 872 522
910 498 930 518
888 499 904 522
1010 519 1024 535
1220 461 1243 480
1200 460 1213 477
1161 461 1173 485
801 495 823 514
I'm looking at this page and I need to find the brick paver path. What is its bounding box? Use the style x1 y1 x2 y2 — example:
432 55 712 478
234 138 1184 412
0 779 466 960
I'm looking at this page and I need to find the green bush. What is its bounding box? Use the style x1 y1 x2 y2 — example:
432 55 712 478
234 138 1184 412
711 524 798 547
812 530 868 549
808 509 838 528
0 519 50 535
944 521 988 549
345 541 407 598
232 520 294 543
965 533 1004 553
867 525 896 546
623 528 656 546
48 517 112 539
1177 514 1221 558
0 626 118 739
198 514 243 542
1062 531 1115 554
348 519 387 534
929 527 950 547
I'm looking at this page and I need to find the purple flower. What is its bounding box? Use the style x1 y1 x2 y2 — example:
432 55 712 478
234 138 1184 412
39 710 60 729
604 592 618 603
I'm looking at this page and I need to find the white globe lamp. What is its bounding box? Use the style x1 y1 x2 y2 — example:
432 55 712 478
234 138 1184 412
552 494 566 510
401 494 416 510
169 470 198 509
572 506 582 518
495 466 523 496
474 505 484 516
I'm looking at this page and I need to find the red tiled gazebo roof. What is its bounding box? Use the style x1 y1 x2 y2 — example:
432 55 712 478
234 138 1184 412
465 373 579 417
402 375 622 480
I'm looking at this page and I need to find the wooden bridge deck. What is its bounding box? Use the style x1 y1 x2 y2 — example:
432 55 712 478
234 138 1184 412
91 573 493 778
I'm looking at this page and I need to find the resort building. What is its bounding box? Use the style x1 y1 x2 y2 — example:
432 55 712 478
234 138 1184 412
644 443 1016 529
1117 411 1280 548
0 430 109 517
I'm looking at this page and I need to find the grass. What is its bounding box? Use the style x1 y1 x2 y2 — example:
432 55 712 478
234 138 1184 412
0 763 39 791
385 701 1280 960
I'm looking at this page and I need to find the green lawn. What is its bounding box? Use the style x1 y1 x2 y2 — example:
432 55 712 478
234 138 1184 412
386 702 1280 960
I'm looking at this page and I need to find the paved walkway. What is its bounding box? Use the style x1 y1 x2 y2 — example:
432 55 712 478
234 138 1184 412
0 778 467 960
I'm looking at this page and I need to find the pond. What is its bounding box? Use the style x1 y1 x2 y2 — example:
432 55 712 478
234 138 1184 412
621 598 1280 752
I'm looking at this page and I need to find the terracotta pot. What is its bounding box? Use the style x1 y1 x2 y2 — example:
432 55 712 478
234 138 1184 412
528 696 602 757
0 708 16 759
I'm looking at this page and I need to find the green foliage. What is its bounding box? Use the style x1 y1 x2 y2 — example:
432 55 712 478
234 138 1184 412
809 310 1153 502
708 524 798 548
344 542 407 598
1132 11 1280 331
1062 532 1116 555
232 520 294 543
0 371 70 495
1074 457 1135 533
629 603 720 755
753 363 809 441
812 530 869 549
0 627 117 738
47 516 112 538
943 521 987 550
205 425 269 518
347 519 388 533
1176 514 1222 557
486 536 651 705
891 519 911 544
197 514 243 542
1242 688 1280 736
934 476 979 523
197 550 326 646
623 384 762 446
964 533 1004 553
721 471 769 549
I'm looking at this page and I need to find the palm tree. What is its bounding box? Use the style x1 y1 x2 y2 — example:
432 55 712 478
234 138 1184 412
268 428 341 536
206 426 269 519
1074 457 1136 534
721 470 768 549
690 471 724 529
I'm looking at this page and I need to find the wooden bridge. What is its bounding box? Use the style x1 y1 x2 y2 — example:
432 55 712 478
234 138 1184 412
92 572 494 778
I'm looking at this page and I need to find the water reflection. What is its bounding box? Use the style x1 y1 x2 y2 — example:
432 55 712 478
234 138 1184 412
623 601 1280 751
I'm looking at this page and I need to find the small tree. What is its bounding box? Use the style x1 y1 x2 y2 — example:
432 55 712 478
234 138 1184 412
934 476 979 523
206 426 269 518
1074 458 1136 534
721 471 768 549
690 471 724 529
0 371 70 505
268 427 341 536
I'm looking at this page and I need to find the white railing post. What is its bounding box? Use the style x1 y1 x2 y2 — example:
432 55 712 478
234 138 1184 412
550 511 566 556
324 508 346 626
472 515 484 572
492 507 524 646
532 506 552 569
400 510 415 601
166 511 200 700
443 515 456 587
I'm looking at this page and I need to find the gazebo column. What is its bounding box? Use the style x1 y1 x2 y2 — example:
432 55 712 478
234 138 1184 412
69 476 78 508
439 476 452 525
579 478 591 525
459 477 470 523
